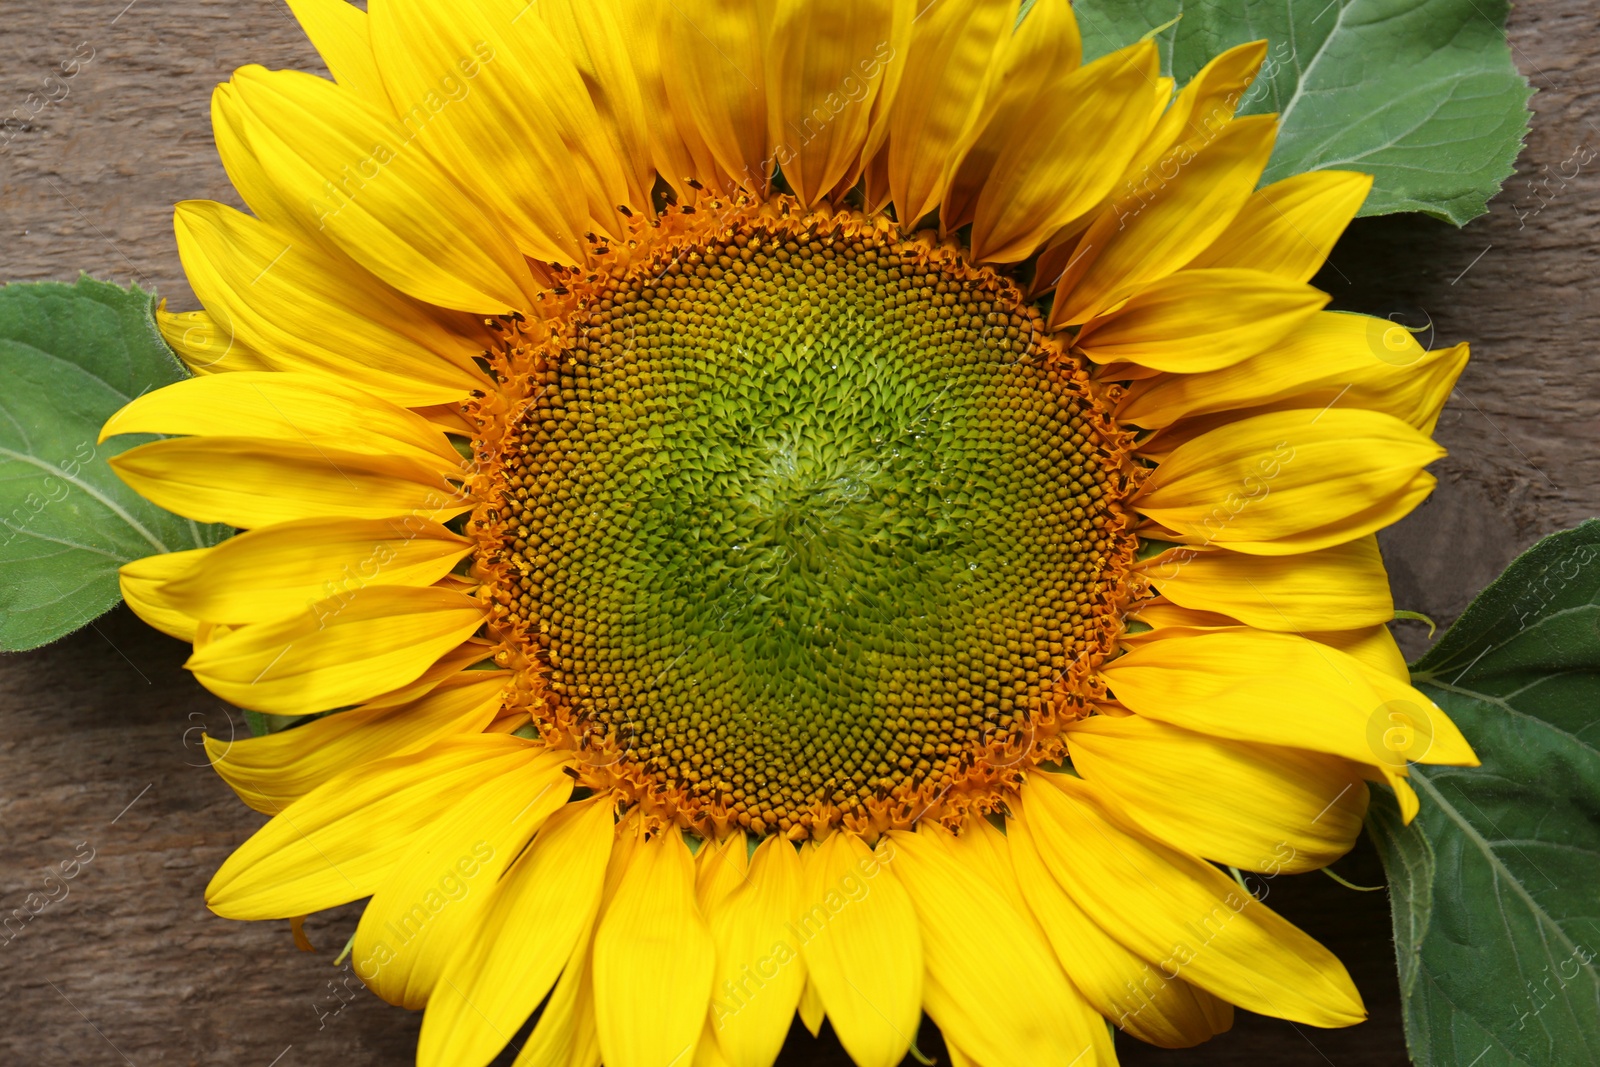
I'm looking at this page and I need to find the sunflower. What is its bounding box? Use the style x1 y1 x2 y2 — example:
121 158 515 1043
104 0 1478 1063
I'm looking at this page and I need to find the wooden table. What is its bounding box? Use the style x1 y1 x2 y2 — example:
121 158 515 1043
2 1 1595 1063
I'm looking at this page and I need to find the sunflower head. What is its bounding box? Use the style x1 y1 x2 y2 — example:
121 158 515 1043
471 198 1142 839
103 0 1477 1064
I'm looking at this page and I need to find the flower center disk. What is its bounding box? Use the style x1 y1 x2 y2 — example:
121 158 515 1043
489 209 1128 837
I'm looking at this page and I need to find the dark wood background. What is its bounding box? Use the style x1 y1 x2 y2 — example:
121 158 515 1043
2 1 1596 1064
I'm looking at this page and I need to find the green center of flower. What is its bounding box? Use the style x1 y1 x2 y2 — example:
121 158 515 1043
494 214 1127 836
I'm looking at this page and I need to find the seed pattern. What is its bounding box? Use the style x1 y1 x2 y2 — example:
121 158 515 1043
476 204 1134 838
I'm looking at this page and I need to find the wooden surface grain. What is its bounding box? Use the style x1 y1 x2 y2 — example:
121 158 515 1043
2 1 1596 1064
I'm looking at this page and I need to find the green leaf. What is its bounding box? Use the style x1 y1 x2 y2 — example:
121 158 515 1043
1367 521 1600 1065
0 276 230 651
1071 0 1533 224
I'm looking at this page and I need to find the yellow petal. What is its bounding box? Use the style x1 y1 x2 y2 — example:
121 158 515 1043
836 4 915 204
619 0 718 201
1119 607 1418 745
1126 40 1267 178
118 547 210 641
418 798 615 1067
206 669 509 813
110 436 469 531
1121 311 1469 439
939 817 1029 912
183 585 485 713
692 1020 731 1067
156 516 470 625
697 830 751 913
285 0 387 104
156 307 275 376
1123 601 1241 637
567 985 605 1067
1020 774 1367 1028
1052 114 1278 327
1391 777 1422 823
1135 537 1394 632
1066 714 1369 873
216 66 538 311
945 818 1199 1047
515 822 626 1067
797 832 921 1067
969 41 1164 263
1027 225 1091 300
797 975 826 1038
708 837 806 1067
859 142 893 215
539 0 656 210
886 0 1019 227
369 0 621 260
942 0 1082 231
1076 268 1327 372
1311 623 1410 681
512 935 595 1067
414 404 475 437
1133 408 1443 555
1099 626 1479 775
593 828 716 1067
483 0 633 236
765 0 906 207
207 735 546 917
885 825 1116 1067
206 77 342 259
170 201 492 406
1188 170 1373 282
664 0 771 196
1008 811 1232 1048
353 754 573 1009
101 371 461 468
355 639 495 710
944 1044 980 1067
